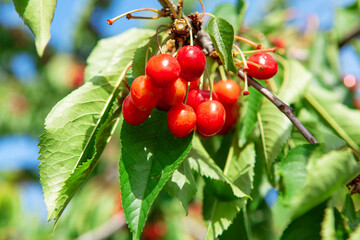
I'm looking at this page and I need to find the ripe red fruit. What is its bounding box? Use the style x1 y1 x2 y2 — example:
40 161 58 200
181 77 200 90
186 89 218 112
196 100 226 137
167 104 196 138
130 75 160 111
214 79 241 105
247 53 278 80
177 45 206 82
217 102 240 135
122 95 151 125
162 78 187 106
146 54 181 88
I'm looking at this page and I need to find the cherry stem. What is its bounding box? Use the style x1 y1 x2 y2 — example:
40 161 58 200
218 65 227 80
234 36 261 49
198 0 206 19
237 60 262 70
145 35 157 67
233 44 248 70
240 48 276 55
172 41 183 57
107 8 161 25
237 70 319 144
163 0 179 18
177 0 183 20
126 15 161 20
205 68 213 100
203 12 215 18
156 25 169 54
184 82 190 104
182 14 193 46
243 71 249 95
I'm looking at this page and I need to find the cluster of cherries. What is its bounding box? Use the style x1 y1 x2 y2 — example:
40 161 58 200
122 44 278 138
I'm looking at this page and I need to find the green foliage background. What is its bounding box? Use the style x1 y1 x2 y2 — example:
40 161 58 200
1 0 360 239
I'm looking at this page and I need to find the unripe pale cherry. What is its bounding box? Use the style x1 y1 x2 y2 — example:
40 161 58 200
196 100 226 137
177 45 206 82
167 104 196 138
122 95 151 125
130 75 160 111
146 54 181 88
247 53 278 80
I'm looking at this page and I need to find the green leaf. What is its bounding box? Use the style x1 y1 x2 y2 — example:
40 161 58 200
131 34 160 84
119 109 193 239
212 1 247 34
321 207 337 240
203 187 245 240
305 89 360 152
239 87 263 147
13 0 57 56
278 59 313 104
39 76 123 222
206 17 237 73
280 202 326 240
349 224 360 240
165 159 197 214
39 29 152 222
343 194 360 231
277 144 318 201
226 143 256 196
199 138 254 239
85 28 155 82
258 100 292 178
188 137 249 200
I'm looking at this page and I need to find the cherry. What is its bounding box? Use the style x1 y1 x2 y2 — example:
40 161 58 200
186 89 218 112
130 75 160 111
146 54 181 88
122 95 151 125
247 53 278 80
167 104 196 138
196 100 226 137
177 45 206 82
181 77 200 90
214 79 241 105
162 78 187 106
217 102 240 135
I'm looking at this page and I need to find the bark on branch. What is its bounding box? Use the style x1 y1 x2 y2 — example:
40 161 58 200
238 70 318 144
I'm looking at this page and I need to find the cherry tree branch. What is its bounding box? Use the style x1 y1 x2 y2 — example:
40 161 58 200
158 0 318 145
237 70 318 144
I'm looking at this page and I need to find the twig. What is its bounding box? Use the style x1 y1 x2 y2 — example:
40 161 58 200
76 213 126 240
159 0 318 145
339 25 360 48
237 70 319 144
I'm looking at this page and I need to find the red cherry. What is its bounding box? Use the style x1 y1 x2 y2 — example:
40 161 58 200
186 89 219 112
247 53 278 80
162 78 187 106
181 77 200 90
177 45 206 82
156 90 171 112
122 95 151 125
214 79 241 105
167 104 196 138
130 75 160 111
146 54 181 88
196 100 226 137
217 102 240 135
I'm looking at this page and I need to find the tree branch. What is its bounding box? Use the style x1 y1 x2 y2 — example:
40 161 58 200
339 25 360 48
158 0 318 145
238 70 319 144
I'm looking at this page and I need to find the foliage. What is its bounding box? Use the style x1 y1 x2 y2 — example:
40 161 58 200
3 0 360 239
